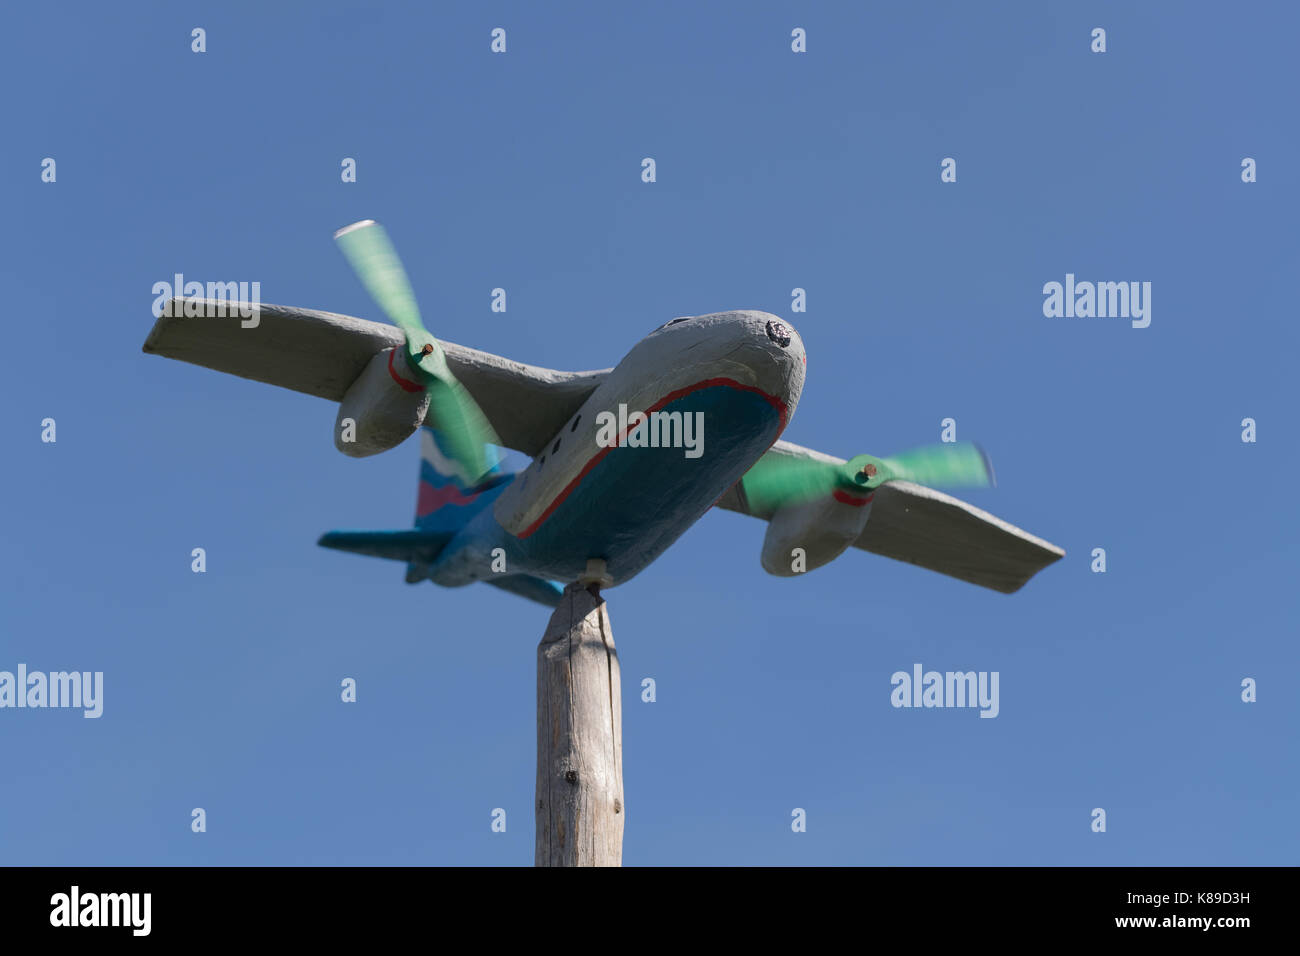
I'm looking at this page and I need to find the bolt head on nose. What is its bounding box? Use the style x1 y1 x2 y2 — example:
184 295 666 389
765 319 793 348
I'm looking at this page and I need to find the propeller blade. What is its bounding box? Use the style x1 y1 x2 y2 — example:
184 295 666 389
870 442 994 490
425 376 498 483
334 219 500 480
740 454 849 515
333 220 428 341
741 442 994 514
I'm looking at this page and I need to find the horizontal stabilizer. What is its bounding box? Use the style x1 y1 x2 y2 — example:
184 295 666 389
317 529 454 564
483 574 565 608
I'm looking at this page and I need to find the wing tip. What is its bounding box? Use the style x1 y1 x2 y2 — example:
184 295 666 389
997 541 1067 593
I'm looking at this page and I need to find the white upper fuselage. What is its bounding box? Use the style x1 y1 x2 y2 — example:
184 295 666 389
495 310 806 534
434 310 807 586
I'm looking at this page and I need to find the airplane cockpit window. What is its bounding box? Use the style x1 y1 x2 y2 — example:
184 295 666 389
654 316 693 332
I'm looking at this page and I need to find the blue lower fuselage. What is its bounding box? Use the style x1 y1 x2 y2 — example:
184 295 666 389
431 382 785 587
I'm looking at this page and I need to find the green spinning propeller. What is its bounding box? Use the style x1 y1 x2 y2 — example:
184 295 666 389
740 441 995 515
334 220 499 481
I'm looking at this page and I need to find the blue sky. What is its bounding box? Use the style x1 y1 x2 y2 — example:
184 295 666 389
2 1 1295 865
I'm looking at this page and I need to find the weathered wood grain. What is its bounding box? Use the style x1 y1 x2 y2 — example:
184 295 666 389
535 583 623 866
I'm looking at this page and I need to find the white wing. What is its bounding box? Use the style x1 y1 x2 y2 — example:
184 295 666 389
715 439 1064 593
143 299 609 456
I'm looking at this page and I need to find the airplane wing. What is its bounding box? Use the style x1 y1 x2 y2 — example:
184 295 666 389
142 299 609 456
714 439 1065 594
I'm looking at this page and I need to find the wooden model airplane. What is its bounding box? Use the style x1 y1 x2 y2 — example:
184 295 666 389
142 221 1063 606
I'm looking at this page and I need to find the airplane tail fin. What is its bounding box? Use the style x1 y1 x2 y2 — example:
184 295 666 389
318 427 561 606
483 574 564 607
319 426 504 572
414 425 509 533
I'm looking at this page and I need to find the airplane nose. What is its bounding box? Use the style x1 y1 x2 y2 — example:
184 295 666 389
633 309 806 426
747 312 803 368
730 311 804 422
764 318 794 348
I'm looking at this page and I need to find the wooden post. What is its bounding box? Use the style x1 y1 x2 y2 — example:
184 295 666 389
535 581 624 866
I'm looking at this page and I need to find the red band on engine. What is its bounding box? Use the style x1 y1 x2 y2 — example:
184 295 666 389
833 489 874 507
387 349 425 393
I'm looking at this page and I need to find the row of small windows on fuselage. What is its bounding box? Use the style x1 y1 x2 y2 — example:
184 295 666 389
537 413 582 470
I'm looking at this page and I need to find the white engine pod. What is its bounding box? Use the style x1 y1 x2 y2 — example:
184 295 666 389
334 347 431 458
760 493 874 576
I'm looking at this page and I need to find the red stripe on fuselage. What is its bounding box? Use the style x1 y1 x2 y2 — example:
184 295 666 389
516 377 789 540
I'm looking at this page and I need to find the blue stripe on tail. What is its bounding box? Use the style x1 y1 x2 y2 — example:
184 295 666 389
414 426 509 533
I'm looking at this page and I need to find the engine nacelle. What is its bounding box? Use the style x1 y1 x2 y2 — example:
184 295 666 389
761 491 874 576
334 347 431 457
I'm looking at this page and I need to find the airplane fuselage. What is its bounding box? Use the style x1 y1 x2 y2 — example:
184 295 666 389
430 310 806 587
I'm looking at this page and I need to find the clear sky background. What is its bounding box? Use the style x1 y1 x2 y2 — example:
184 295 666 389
2 1 1295 865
